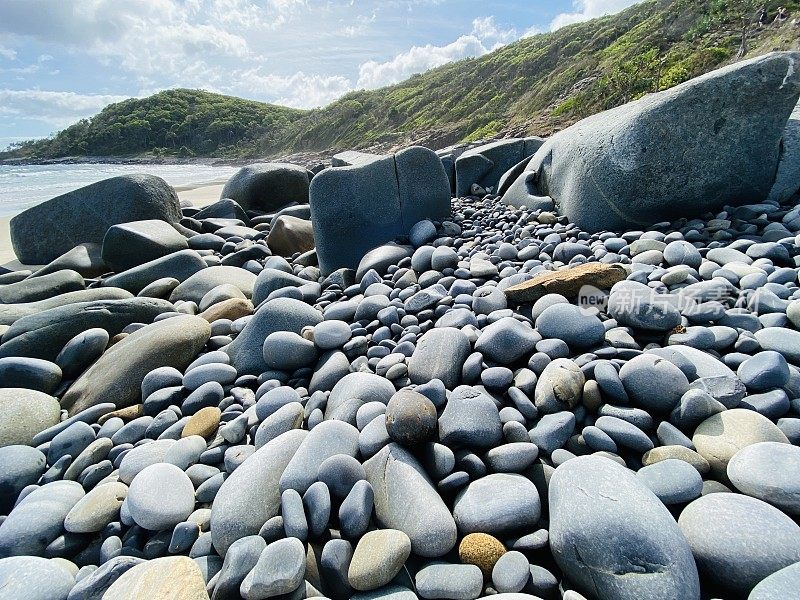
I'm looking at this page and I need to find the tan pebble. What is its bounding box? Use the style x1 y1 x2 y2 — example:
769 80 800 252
182 407 221 439
458 532 506 575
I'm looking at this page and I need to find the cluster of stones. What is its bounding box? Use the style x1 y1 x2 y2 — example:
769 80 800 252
0 51 800 600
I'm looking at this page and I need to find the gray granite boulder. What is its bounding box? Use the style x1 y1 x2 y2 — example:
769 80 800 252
0 270 84 304
679 493 800 593
221 163 311 213
0 297 173 361
35 242 106 278
501 52 800 232
101 220 188 272
61 315 210 416
0 480 84 557
310 146 450 275
101 249 207 295
0 556 75 600
549 455 700 600
224 297 322 375
364 443 457 558
768 100 800 203
10 174 181 264
0 287 132 327
455 137 544 197
210 429 306 556
169 265 256 304
0 388 60 447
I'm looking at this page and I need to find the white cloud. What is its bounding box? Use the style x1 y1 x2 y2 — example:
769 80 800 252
550 0 641 30
0 89 128 127
230 69 353 108
470 16 517 47
356 15 519 89
357 34 489 89
0 44 16 60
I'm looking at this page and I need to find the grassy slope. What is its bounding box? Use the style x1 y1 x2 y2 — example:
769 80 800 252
4 0 799 160
274 0 800 155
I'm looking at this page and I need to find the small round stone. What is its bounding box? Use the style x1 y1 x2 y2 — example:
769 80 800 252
727 441 800 515
385 390 438 446
127 463 195 531
693 409 790 479
737 351 790 391
636 459 703 505
491 550 531 593
348 529 412 591
458 533 506 576
313 320 352 349
64 481 128 533
102 556 208 599
263 331 318 371
182 406 221 439
0 388 61 447
241 537 306 598
318 454 366 498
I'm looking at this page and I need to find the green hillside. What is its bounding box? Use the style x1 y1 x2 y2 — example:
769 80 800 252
3 89 307 159
4 0 799 160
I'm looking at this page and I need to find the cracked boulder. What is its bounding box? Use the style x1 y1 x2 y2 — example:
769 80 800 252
501 52 800 232
549 454 700 600
310 146 450 275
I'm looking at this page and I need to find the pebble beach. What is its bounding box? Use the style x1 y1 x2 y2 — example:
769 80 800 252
0 51 800 600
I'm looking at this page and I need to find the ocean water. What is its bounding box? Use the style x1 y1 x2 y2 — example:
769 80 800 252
0 163 239 217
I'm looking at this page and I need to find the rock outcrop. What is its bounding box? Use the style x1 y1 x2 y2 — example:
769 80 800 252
10 174 181 264
501 52 800 231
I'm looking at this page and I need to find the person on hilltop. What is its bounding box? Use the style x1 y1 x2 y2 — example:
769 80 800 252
756 5 769 27
773 6 789 25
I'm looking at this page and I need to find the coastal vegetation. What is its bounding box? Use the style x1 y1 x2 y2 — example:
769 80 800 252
2 0 798 160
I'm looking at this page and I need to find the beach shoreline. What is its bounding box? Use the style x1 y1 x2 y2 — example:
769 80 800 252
0 179 226 269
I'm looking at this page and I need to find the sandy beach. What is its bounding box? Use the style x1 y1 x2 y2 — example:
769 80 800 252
0 180 226 270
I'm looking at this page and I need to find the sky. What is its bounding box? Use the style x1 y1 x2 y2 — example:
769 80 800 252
0 0 641 148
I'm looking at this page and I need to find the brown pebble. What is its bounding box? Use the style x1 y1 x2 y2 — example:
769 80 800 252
199 298 254 323
182 406 221 439
97 404 143 424
108 332 129 347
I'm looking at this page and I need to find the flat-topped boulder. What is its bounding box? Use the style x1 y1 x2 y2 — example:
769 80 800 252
501 52 800 231
455 137 545 197
310 145 450 275
221 163 311 213
101 220 188 272
331 151 384 167
10 174 181 264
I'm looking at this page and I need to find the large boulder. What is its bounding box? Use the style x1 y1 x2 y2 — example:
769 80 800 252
310 146 450 275
221 163 311 213
0 287 133 327
61 315 210 416
550 455 700 600
455 137 544 197
0 297 174 361
768 100 800 203
10 174 181 264
267 215 315 257
101 220 188 272
501 52 800 232
224 297 322 375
